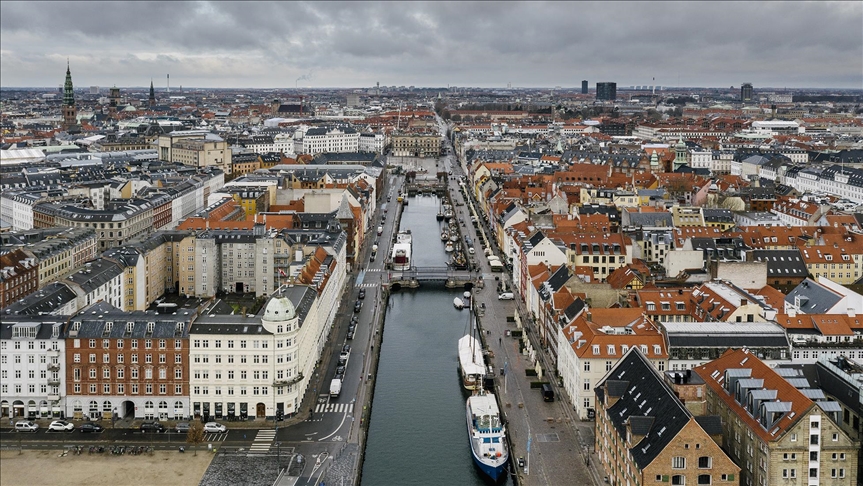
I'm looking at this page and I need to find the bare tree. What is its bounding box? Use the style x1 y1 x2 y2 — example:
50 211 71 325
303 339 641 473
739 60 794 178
186 422 204 456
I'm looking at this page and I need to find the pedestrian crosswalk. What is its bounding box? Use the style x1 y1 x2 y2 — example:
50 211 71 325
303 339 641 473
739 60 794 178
365 268 382 272
204 432 228 442
246 429 276 456
314 402 354 414
355 283 377 288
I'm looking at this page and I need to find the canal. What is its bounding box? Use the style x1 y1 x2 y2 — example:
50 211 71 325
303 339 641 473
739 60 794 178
362 194 513 485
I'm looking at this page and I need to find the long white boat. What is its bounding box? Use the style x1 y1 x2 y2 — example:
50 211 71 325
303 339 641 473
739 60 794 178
391 230 412 271
466 392 509 481
458 334 485 391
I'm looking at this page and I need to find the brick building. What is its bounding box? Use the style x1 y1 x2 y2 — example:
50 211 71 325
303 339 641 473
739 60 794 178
694 349 860 486
595 348 739 486
63 302 192 421
0 249 38 308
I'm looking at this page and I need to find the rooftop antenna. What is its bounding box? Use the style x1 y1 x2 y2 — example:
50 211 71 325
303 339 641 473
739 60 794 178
167 74 170 94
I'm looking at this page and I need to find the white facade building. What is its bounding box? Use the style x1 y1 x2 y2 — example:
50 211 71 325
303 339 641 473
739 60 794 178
0 319 66 419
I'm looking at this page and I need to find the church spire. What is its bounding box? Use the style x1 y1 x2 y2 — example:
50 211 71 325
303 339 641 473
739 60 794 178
63 60 75 107
149 79 155 108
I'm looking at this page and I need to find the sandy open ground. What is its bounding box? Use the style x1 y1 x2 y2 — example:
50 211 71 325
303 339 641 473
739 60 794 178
0 449 213 486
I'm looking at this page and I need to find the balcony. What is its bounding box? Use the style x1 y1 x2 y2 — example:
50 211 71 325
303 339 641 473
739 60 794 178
47 378 61 386
273 372 304 388
47 395 60 402
47 349 60 357
47 363 60 371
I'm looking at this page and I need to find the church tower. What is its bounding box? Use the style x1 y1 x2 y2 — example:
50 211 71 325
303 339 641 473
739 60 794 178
62 61 78 131
148 80 155 109
673 137 688 171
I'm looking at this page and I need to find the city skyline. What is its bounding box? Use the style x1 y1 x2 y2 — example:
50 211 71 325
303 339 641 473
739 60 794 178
1 1 861 90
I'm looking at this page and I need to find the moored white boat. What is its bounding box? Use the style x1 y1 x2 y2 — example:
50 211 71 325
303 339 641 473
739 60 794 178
466 392 509 481
445 241 454 252
391 230 412 271
453 297 465 310
458 334 484 390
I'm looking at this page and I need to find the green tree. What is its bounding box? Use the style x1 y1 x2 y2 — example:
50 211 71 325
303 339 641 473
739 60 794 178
186 422 204 456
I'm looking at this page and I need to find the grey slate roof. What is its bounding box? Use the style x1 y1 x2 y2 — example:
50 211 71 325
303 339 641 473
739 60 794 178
595 348 692 470
784 279 842 314
750 249 808 278
3 282 77 316
64 302 193 339
192 285 316 333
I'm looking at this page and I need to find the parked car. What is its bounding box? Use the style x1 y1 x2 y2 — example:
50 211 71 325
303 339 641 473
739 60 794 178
48 420 74 432
346 330 355 340
354 300 362 312
15 420 38 432
139 421 166 433
335 365 346 378
203 422 227 433
498 292 515 300
342 344 351 354
174 422 191 433
358 289 366 299
79 423 104 433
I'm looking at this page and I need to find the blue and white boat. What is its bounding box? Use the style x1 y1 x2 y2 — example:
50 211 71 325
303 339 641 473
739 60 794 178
466 392 509 481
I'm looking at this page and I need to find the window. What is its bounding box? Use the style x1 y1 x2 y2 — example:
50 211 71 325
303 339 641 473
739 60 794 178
831 433 838 441
583 362 590 372
671 475 685 485
698 456 711 469
810 434 819 445
673 457 686 469
583 379 590 391
809 468 818 478
697 475 710 485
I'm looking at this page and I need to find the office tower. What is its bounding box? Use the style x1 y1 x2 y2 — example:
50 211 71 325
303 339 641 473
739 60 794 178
596 82 617 101
582 80 588 94
741 83 753 102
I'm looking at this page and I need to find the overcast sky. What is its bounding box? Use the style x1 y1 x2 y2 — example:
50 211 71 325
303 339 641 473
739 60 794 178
1 1 861 90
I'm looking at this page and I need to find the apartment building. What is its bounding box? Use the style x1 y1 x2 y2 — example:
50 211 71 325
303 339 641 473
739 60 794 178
0 317 66 419
563 233 633 282
558 308 668 420
157 130 232 175
694 349 860 486
189 285 321 420
62 302 192 420
1 227 98 289
390 133 441 158
814 355 863 483
293 126 360 155
0 249 38 309
595 348 739 486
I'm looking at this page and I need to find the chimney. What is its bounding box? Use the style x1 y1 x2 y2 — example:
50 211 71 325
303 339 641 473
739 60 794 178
849 308 857 318
741 299 748 306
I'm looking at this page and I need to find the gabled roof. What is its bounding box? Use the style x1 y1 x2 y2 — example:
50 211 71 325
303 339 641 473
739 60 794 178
595 348 691 470
694 349 816 444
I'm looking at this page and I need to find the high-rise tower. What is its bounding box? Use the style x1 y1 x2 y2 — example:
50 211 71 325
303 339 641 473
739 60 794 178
740 83 753 102
62 61 77 131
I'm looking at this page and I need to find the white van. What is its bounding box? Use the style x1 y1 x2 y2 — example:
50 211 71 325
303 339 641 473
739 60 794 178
377 226 383 236
498 292 514 300
15 420 38 432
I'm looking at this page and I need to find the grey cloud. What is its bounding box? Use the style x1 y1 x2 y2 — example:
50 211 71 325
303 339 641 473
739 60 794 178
0 0 860 88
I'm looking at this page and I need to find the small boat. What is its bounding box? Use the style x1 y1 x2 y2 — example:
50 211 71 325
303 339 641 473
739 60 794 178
444 209 454 221
436 212 444 221
453 297 465 310
449 233 458 242
441 230 449 241
467 392 509 481
445 241 455 253
463 291 471 301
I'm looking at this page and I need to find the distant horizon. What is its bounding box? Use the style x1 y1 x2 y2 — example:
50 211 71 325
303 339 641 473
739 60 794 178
3 85 862 92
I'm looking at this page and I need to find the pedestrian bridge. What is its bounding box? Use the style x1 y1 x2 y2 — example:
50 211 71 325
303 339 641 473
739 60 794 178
384 266 481 290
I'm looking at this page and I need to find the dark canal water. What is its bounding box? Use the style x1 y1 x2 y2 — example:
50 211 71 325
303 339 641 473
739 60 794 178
361 195 513 485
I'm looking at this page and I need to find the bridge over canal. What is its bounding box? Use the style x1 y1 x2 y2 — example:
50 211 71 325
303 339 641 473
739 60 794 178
383 266 483 290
